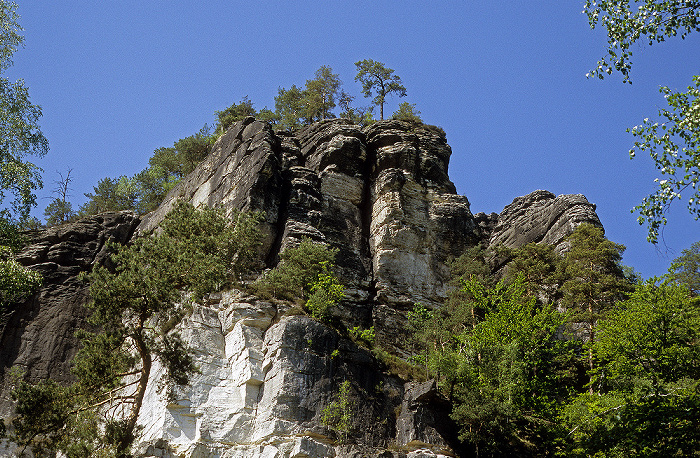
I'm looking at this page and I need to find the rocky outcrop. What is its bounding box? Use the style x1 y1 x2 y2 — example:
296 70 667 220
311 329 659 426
0 211 139 417
137 117 283 259
487 190 601 251
366 121 476 310
0 119 606 457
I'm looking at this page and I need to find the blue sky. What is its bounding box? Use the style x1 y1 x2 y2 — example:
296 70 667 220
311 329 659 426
7 1 700 278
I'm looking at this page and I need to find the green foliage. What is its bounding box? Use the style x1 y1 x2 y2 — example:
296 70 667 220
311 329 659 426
391 101 422 123
348 325 375 348
354 59 407 120
304 65 341 121
584 0 700 83
271 66 343 130
252 237 337 300
560 223 629 339
668 240 700 294
0 244 40 311
0 0 48 222
628 76 700 243
43 198 75 227
585 1 700 242
215 96 257 133
274 84 307 131
321 380 352 443
561 280 700 456
417 274 572 456
559 223 630 393
305 261 345 321
498 242 561 304
0 213 25 251
8 201 261 456
338 90 374 126
8 375 73 457
78 176 139 216
80 125 216 216
256 106 281 126
0 215 40 316
43 169 76 226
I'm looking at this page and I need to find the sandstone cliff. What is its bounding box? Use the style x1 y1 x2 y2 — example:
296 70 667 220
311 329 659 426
0 118 602 457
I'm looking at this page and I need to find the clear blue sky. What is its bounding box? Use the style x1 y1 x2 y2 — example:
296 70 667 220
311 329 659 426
7 1 700 278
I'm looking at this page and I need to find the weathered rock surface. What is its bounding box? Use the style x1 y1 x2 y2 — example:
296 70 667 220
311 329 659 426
0 211 140 417
366 121 477 311
0 119 606 457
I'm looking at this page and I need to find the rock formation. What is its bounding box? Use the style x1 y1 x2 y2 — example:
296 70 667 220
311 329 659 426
0 212 139 418
0 118 603 457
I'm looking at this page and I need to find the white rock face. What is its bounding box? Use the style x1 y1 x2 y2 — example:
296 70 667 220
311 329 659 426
132 291 457 458
134 291 334 457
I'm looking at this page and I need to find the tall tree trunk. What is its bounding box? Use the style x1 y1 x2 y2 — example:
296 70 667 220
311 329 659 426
118 333 152 457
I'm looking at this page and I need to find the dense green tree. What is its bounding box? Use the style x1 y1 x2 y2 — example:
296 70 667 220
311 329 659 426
43 199 74 227
443 244 494 329
132 165 178 214
0 244 40 312
170 125 214 176
304 65 341 121
391 101 422 123
215 96 257 134
354 59 407 120
559 223 630 392
561 280 700 457
0 1 48 223
416 275 571 457
252 237 338 301
274 85 307 131
79 176 139 216
498 242 561 304
256 107 281 127
7 202 262 456
584 1 700 243
305 260 345 321
668 240 700 294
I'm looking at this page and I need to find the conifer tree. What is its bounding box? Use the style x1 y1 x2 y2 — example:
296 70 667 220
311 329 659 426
304 66 341 121
499 242 561 304
354 59 407 120
215 96 257 133
559 223 630 392
7 201 261 457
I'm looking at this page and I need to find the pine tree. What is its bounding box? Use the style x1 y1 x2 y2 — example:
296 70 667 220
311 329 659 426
559 223 630 393
7 201 261 456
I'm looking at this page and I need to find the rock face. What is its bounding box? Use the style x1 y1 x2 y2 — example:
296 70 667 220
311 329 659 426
485 190 602 271
134 292 463 458
0 212 139 417
139 119 479 317
0 119 604 457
